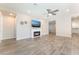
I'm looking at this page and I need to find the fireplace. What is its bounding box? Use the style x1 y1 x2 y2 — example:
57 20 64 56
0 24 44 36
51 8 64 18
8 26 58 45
34 31 40 37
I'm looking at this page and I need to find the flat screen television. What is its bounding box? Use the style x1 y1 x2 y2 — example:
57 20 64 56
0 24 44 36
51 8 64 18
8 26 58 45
32 18 41 27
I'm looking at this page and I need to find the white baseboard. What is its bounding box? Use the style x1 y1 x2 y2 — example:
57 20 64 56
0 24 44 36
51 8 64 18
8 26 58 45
56 33 71 37
2 37 16 40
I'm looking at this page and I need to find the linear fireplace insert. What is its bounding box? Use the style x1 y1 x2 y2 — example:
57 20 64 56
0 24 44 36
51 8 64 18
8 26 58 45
34 31 40 37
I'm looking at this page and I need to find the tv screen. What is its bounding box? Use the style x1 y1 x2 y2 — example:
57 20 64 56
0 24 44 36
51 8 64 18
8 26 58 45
32 18 41 27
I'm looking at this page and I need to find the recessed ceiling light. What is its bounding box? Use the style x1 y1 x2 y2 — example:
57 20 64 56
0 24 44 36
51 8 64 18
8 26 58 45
27 10 31 14
9 13 13 16
66 9 70 12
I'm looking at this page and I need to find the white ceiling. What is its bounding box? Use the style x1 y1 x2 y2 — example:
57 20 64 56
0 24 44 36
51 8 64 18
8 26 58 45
0 3 72 15
0 3 79 21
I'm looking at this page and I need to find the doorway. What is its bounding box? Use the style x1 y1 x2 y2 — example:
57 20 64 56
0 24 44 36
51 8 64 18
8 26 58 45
71 16 79 37
49 20 56 35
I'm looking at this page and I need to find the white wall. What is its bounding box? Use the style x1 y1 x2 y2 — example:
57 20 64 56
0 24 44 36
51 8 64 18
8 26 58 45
16 13 49 40
56 8 72 37
0 12 3 40
16 13 32 40
41 17 49 35
3 15 16 39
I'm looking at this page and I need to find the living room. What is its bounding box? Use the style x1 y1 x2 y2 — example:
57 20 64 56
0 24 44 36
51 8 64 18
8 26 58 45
0 3 79 55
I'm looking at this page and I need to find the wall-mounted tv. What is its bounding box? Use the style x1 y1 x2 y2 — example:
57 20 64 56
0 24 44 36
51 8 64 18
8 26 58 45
32 18 41 27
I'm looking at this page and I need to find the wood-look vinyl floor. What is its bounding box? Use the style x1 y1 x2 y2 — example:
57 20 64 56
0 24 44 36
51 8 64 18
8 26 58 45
0 33 79 55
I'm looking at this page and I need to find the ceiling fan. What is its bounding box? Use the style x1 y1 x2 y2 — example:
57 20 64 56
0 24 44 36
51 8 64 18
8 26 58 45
47 9 59 15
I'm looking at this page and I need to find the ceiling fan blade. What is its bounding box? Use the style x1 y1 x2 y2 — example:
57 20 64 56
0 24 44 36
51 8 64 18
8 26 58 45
46 9 59 15
47 9 51 11
53 9 59 12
